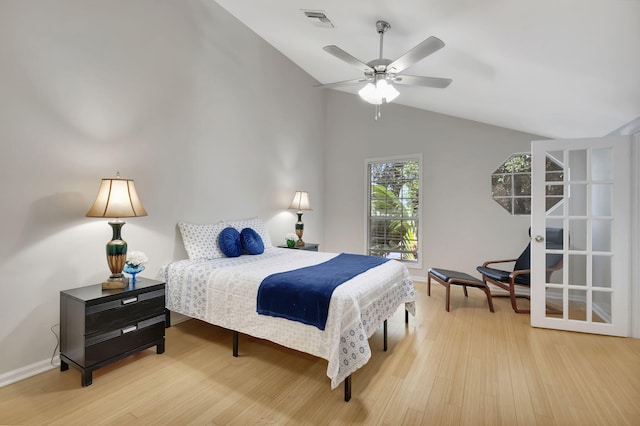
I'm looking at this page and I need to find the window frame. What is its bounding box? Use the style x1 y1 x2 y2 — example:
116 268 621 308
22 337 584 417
365 154 423 269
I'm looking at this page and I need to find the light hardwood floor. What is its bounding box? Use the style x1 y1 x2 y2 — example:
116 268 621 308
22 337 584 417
2 281 639 425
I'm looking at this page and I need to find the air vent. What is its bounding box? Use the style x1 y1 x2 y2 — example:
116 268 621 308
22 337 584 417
302 10 334 28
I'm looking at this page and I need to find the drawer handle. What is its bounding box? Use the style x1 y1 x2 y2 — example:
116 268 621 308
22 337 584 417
122 297 138 305
121 325 138 334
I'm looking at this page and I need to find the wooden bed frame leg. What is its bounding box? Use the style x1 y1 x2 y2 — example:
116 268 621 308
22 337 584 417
344 375 352 402
233 331 238 357
383 319 388 351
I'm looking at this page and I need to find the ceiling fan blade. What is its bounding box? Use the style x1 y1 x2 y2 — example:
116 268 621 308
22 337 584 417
323 45 374 72
388 36 445 73
315 78 368 88
393 75 452 88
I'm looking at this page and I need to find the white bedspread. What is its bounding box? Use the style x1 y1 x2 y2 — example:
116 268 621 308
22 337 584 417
163 247 416 389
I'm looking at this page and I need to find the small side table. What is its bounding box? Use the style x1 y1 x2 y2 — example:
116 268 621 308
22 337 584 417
277 243 319 252
59 278 166 386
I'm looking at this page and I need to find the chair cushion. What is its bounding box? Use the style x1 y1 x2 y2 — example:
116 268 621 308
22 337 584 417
513 243 531 271
476 266 510 282
429 268 486 288
476 266 530 286
429 268 484 286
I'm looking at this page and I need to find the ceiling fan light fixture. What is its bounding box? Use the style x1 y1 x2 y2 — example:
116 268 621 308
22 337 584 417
358 82 381 105
378 79 399 102
358 79 399 105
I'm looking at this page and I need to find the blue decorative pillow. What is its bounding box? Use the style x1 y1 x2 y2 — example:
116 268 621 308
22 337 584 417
218 227 243 257
240 227 264 255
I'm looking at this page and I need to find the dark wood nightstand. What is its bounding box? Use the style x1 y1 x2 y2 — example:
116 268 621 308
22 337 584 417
277 243 319 252
59 278 166 386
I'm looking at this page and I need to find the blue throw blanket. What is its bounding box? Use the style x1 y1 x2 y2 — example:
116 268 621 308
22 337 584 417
257 253 389 330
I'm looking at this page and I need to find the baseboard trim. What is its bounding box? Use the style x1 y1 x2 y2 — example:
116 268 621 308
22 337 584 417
410 275 426 284
170 311 191 325
0 357 59 388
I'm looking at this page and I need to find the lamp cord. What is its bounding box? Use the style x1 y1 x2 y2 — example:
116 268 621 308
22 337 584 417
50 323 60 367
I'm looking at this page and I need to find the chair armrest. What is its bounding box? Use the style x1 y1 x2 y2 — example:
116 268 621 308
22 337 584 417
510 268 531 278
482 258 518 267
509 262 564 283
509 265 561 283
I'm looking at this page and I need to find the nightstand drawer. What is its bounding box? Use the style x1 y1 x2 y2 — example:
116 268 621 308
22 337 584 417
85 314 165 366
85 289 165 335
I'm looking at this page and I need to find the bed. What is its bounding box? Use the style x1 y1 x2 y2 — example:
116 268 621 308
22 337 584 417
164 219 416 400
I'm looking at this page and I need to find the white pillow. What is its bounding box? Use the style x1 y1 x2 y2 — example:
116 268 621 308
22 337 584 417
177 221 226 260
223 216 273 248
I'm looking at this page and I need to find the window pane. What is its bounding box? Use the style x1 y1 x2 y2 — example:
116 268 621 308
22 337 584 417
568 184 587 216
494 198 512 214
591 148 613 181
592 184 612 217
592 220 612 252
569 254 587 286
568 149 588 181
513 174 531 196
492 175 512 196
568 289 587 321
368 158 420 263
546 171 564 182
513 197 531 215
592 255 612 288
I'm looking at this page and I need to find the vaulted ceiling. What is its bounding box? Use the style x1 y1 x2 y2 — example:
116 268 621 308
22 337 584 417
215 0 640 139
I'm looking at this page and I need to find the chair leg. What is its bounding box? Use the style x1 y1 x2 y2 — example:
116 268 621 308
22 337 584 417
445 282 451 312
509 283 530 314
427 274 432 296
483 287 495 313
462 285 468 297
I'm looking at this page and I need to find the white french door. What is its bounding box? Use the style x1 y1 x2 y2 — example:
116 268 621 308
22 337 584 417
531 136 631 336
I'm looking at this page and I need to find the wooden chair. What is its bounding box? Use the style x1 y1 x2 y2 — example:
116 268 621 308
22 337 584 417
476 228 564 314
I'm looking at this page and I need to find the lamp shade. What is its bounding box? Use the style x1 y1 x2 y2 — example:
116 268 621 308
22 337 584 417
86 176 148 218
358 79 400 105
289 191 311 211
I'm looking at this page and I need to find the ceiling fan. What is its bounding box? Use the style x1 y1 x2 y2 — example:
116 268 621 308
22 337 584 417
319 20 452 119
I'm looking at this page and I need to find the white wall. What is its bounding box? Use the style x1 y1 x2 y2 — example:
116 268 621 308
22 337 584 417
323 91 543 279
0 1 325 380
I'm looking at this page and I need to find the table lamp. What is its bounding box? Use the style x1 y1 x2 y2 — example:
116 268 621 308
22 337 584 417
86 172 148 289
288 191 311 247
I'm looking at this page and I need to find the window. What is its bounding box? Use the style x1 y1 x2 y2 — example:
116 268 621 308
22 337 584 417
367 156 421 265
491 152 564 215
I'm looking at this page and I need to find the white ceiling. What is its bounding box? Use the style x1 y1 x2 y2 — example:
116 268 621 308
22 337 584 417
214 0 640 139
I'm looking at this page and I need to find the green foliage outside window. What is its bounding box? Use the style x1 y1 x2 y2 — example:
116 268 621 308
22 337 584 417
368 159 420 262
